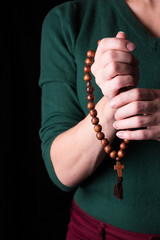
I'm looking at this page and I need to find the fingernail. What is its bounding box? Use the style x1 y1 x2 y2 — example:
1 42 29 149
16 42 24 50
110 101 116 108
118 31 125 34
127 42 135 51
116 132 123 138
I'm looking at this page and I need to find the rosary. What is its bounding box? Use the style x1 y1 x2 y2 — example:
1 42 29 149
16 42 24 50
83 46 130 200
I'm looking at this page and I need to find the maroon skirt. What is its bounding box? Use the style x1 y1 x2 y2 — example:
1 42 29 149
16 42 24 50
66 200 160 240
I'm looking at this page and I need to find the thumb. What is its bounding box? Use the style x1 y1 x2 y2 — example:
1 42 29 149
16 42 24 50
116 31 127 39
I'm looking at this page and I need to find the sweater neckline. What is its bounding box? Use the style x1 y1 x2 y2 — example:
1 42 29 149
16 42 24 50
113 0 160 50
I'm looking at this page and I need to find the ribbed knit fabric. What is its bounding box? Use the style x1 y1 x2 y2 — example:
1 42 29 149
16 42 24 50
39 0 160 233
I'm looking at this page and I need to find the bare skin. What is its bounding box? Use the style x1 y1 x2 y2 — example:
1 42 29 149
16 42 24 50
125 0 160 38
50 1 160 187
51 32 137 186
110 0 160 141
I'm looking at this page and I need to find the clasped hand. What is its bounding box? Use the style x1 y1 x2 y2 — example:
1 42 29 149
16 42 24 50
91 32 160 141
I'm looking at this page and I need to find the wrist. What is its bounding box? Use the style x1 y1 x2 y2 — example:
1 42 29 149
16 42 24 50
95 96 117 140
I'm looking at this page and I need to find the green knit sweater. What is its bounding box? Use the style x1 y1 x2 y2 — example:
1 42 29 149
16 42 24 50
39 0 160 233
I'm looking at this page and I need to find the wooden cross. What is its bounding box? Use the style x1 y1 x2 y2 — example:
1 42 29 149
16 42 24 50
114 161 124 177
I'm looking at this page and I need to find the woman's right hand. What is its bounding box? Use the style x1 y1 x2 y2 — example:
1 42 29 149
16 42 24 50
91 32 139 101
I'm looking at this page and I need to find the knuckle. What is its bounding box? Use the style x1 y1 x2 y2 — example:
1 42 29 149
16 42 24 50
107 50 117 62
135 102 143 113
134 88 141 100
136 116 144 127
126 75 133 82
153 115 158 125
114 76 122 89
111 61 119 73
126 75 135 86
150 89 157 100
140 130 148 139
91 63 96 75
116 39 124 50
95 71 103 86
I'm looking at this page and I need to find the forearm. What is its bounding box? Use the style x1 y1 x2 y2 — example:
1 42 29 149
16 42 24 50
50 96 116 187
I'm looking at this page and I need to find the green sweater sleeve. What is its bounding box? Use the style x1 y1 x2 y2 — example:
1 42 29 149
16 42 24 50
39 2 85 191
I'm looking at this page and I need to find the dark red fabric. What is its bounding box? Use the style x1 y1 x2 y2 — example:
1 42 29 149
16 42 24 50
66 200 160 240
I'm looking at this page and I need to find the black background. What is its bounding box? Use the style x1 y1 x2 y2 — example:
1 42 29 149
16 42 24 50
2 1 74 239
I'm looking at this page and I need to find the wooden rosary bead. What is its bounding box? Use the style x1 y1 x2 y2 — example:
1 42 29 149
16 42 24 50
96 132 104 140
84 74 92 82
120 142 127 150
110 151 117 159
91 117 99 125
84 66 91 73
124 139 130 144
84 47 131 199
87 50 95 58
90 109 97 117
87 102 95 110
85 58 94 66
86 86 94 94
87 94 95 102
97 39 101 45
104 144 112 154
94 124 102 132
101 138 109 147
117 150 125 159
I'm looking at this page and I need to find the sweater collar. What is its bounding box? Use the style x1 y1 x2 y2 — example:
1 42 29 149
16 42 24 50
113 0 160 50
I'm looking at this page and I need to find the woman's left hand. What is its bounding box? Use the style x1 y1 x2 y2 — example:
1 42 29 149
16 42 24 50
110 88 160 141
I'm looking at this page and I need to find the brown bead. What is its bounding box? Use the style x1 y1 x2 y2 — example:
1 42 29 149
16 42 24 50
84 74 92 82
104 145 112 154
117 150 125 159
94 124 102 132
96 132 104 140
110 151 117 159
124 139 130 144
86 86 94 94
116 157 120 161
89 109 97 117
87 50 95 58
101 138 109 147
84 66 91 74
85 58 94 66
87 102 95 110
97 39 101 45
87 94 95 102
91 117 99 125
120 142 127 150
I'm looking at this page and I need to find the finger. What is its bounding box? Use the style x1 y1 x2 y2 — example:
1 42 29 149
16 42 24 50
91 50 139 77
95 37 135 61
116 127 160 141
101 75 138 99
115 100 156 120
113 114 156 130
112 75 138 91
116 31 127 39
97 50 139 69
103 61 136 79
110 88 156 108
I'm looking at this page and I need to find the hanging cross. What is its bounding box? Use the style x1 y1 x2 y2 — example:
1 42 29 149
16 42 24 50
114 161 124 177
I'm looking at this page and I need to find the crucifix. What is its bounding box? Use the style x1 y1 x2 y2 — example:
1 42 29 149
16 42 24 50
114 161 124 177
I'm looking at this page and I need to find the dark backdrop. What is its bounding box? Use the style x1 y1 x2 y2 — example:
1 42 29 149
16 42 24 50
2 1 74 239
